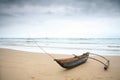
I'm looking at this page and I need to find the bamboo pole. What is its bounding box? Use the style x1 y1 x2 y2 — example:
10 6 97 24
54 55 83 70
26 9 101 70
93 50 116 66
89 52 109 61
88 52 110 70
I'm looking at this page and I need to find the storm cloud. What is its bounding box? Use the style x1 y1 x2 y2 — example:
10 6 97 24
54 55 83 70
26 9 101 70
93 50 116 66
0 0 120 38
0 0 120 17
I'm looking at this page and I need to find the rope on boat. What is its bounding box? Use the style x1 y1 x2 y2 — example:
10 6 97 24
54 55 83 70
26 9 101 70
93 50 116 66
33 39 55 59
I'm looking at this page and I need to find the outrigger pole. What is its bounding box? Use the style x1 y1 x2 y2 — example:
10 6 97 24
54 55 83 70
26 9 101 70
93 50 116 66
88 52 110 70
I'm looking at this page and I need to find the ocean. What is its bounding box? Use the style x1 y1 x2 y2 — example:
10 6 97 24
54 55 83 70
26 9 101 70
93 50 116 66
0 38 120 56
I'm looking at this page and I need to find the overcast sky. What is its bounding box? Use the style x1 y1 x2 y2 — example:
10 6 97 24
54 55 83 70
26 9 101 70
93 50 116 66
0 0 120 38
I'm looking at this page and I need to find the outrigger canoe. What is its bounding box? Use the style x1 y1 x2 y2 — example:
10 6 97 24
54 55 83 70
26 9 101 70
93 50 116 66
54 52 109 70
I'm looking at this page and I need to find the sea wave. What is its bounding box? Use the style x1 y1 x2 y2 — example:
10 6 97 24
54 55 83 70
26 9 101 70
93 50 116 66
0 38 120 55
108 45 120 48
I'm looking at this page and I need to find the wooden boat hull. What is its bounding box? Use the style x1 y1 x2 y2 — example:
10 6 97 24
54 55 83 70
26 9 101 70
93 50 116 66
54 53 89 69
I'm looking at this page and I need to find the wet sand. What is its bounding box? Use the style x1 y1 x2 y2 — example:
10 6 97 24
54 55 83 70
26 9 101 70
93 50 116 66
0 48 120 80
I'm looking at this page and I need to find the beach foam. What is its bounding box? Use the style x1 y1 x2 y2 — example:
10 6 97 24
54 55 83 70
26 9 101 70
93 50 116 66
0 38 120 55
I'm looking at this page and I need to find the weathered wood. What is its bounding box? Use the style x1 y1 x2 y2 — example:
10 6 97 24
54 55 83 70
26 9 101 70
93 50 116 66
54 53 89 69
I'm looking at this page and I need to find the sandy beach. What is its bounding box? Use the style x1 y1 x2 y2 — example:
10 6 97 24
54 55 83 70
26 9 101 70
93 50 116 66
0 48 120 80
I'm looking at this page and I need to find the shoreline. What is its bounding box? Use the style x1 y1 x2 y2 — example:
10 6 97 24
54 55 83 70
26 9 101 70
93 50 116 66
0 48 120 80
0 38 120 56
0 47 120 56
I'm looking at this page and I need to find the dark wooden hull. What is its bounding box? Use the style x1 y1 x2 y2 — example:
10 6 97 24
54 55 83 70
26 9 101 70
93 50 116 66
54 53 89 69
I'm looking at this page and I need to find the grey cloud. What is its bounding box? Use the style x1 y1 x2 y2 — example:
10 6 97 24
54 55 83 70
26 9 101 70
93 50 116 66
0 0 120 18
0 0 120 8
0 12 14 17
